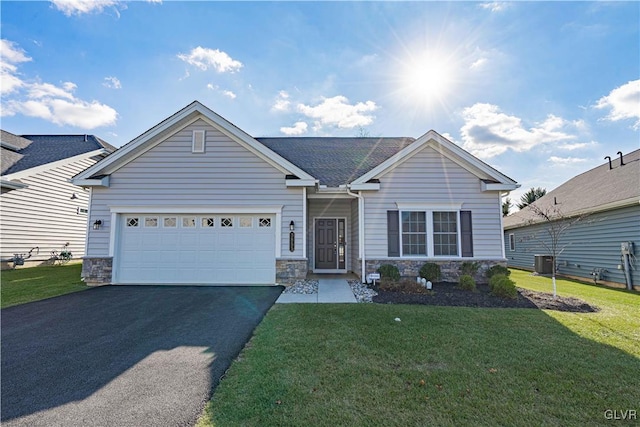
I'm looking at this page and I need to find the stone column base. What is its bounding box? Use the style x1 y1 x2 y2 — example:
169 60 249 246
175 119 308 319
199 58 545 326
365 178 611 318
365 259 507 284
82 257 113 286
276 259 308 284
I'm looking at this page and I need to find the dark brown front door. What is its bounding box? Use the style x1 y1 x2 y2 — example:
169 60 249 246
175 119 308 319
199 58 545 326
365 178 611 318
315 219 336 269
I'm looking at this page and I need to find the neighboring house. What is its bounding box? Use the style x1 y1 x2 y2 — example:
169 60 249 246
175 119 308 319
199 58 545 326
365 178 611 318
72 101 518 286
1 130 114 269
503 149 640 290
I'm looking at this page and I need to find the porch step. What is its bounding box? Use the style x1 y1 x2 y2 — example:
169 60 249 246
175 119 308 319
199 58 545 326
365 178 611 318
276 278 357 304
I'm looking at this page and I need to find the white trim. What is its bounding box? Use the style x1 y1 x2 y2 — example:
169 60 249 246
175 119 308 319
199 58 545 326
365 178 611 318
192 130 206 153
302 187 307 259
509 233 515 252
307 192 354 199
109 212 117 258
286 179 317 187
500 193 507 258
73 176 110 187
0 179 28 190
74 101 315 182
396 202 463 211
351 130 517 187
349 183 380 191
482 182 520 191
4 149 107 181
84 187 93 256
109 205 284 214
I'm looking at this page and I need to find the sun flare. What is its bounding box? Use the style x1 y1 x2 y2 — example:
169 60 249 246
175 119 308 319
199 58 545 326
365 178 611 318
400 52 455 104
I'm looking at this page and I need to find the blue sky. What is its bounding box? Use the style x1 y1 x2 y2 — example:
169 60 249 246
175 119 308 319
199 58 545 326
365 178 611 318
1 1 638 209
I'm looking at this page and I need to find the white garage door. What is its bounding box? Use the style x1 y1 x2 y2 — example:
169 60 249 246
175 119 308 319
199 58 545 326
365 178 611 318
116 214 276 284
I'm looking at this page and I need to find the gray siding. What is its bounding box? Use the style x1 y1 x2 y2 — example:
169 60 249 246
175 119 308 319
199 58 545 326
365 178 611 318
87 119 304 258
1 157 97 263
505 204 640 286
350 198 360 275
307 198 354 271
364 146 504 260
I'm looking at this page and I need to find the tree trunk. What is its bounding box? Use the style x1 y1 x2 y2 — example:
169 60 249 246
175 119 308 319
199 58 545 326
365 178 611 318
552 274 557 298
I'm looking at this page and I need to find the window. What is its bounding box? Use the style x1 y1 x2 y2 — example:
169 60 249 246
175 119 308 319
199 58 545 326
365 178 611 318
144 217 158 227
221 217 233 227
401 211 426 256
182 217 196 228
202 217 215 228
77 207 89 215
163 217 177 228
126 217 139 227
259 218 272 227
239 217 252 228
509 233 515 251
433 212 458 256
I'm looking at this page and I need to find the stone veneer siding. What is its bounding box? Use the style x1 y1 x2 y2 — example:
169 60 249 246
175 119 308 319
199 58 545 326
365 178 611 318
365 259 507 284
82 257 113 286
276 259 308 283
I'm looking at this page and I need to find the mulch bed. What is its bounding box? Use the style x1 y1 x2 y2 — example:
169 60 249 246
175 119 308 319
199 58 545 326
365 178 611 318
372 283 599 313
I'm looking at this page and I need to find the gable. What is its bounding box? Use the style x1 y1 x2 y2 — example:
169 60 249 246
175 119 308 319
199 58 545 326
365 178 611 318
74 102 315 185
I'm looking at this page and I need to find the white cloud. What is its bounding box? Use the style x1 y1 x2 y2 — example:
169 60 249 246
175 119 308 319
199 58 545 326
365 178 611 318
222 90 236 99
272 90 291 112
549 156 588 165
1 39 117 129
177 46 243 73
479 2 509 12
297 96 377 129
460 103 577 158
595 79 640 130
280 121 308 136
51 0 121 16
470 57 487 70
103 76 122 89
557 141 598 151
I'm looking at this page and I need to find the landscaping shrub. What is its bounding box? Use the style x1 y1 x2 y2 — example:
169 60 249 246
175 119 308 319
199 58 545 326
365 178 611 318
490 275 517 299
419 262 441 282
378 264 400 281
486 265 510 279
378 278 433 294
460 261 479 276
459 274 476 291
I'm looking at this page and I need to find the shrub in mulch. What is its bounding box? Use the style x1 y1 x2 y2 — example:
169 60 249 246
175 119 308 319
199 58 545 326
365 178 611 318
372 281 599 313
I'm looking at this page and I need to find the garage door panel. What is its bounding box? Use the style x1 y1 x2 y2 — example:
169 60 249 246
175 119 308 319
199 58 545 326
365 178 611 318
117 214 276 285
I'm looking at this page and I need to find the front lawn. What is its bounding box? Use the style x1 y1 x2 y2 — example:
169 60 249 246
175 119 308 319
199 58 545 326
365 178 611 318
1 263 88 308
199 271 639 426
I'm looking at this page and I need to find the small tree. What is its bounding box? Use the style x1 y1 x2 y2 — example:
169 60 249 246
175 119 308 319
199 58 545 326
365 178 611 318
524 204 588 298
517 187 547 210
502 197 512 217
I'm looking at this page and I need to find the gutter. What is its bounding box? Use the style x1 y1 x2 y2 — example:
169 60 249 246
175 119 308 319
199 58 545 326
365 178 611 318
346 186 366 282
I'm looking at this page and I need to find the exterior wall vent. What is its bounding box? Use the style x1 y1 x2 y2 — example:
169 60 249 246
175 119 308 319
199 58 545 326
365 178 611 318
192 130 205 153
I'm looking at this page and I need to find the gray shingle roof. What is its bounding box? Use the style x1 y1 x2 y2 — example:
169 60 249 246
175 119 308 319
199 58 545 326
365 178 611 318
1 132 115 176
503 149 640 229
257 137 415 187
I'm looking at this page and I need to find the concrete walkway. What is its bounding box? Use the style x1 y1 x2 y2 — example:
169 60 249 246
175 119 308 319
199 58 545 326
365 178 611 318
277 278 357 303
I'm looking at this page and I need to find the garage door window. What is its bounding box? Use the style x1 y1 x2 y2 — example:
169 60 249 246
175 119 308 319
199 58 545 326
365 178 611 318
240 217 252 228
163 217 177 228
182 217 196 228
202 217 215 227
259 218 271 227
144 217 158 227
221 217 233 227
126 217 139 227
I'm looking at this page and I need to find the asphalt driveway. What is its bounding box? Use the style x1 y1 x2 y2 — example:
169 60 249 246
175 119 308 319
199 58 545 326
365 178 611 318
1 285 282 426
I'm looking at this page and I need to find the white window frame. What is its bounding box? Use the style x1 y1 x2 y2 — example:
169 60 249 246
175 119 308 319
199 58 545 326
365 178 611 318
192 130 205 153
509 233 516 251
398 207 462 258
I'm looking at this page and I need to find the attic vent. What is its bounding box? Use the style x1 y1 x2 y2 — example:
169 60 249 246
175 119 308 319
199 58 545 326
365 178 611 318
192 130 206 153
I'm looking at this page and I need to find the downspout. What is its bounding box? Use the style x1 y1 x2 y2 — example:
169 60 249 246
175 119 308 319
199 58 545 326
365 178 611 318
302 187 307 259
499 192 507 260
346 187 366 282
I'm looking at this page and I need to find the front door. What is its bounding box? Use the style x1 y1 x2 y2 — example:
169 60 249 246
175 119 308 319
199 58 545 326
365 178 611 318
315 218 346 270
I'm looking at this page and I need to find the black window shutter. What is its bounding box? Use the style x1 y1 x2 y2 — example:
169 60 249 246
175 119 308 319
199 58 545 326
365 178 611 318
460 211 473 257
387 210 400 257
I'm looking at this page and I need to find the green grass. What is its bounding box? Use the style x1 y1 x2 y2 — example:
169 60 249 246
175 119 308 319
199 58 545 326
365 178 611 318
1 263 88 308
199 270 640 426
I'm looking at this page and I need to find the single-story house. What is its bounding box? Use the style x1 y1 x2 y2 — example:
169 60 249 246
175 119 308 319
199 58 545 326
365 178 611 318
1 130 114 269
73 101 519 285
503 149 640 290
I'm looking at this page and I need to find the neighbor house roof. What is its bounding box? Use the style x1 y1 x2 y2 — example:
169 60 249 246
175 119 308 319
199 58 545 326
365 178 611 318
257 137 415 187
503 149 640 230
1 131 115 176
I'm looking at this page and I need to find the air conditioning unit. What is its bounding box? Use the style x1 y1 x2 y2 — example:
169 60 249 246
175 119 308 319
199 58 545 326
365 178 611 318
534 255 554 274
